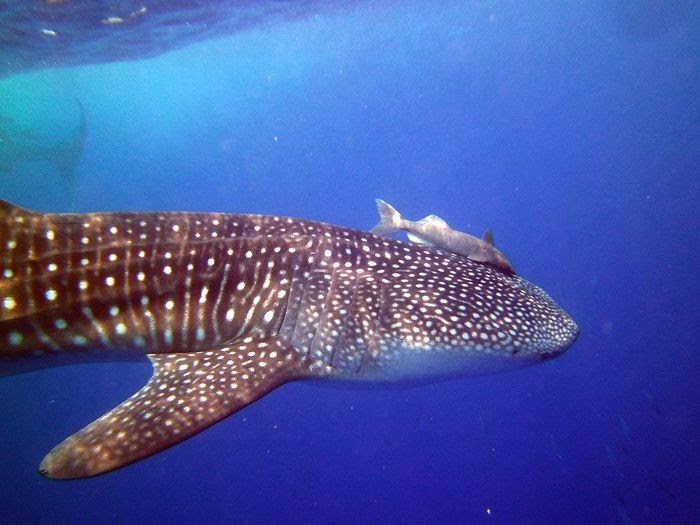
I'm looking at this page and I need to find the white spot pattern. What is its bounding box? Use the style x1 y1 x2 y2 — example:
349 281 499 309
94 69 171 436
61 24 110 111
0 200 577 478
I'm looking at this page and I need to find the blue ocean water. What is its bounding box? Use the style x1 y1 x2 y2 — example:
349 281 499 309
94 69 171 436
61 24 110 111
0 1 698 523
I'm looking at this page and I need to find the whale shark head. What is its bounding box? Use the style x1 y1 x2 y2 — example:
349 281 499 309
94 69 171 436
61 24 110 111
320 240 579 382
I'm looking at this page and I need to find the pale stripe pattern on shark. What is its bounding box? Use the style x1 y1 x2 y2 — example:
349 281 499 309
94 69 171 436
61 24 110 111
0 199 578 478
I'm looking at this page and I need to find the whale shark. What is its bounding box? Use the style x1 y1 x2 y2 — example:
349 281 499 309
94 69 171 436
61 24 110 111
0 199 578 479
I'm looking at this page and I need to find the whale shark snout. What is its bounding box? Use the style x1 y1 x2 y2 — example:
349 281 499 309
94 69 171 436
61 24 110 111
538 312 579 360
525 284 579 360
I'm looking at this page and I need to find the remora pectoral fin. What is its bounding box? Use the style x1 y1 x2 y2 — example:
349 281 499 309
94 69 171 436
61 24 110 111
39 336 307 479
406 232 433 245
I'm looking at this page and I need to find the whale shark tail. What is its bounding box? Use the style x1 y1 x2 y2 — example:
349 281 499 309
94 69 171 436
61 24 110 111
370 198 404 235
50 97 87 188
0 98 86 200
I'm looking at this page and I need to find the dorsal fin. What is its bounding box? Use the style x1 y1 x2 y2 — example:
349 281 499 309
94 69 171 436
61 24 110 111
0 199 40 219
418 214 449 228
482 229 494 246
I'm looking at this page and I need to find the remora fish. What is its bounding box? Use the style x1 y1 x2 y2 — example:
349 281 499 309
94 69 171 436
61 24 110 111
371 199 515 273
0 199 578 479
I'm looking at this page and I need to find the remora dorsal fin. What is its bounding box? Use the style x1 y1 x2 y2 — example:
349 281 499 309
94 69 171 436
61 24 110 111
482 229 494 246
419 214 449 228
39 336 309 479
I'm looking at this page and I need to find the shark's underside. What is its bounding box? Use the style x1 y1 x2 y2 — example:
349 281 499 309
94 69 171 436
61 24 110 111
0 199 578 478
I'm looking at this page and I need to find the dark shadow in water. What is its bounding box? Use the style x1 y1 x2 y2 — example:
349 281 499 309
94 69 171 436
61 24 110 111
0 98 86 192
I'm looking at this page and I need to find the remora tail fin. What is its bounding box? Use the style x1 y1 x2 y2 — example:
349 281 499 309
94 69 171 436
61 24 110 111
370 199 403 235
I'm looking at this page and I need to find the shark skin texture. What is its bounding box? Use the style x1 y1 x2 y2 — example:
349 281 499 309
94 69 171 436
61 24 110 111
0 199 578 479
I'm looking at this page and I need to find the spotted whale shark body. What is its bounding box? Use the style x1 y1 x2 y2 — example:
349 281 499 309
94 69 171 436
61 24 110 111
0 199 578 478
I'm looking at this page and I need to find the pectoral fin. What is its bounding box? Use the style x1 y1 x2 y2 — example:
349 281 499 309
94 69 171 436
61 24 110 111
407 232 433 245
40 336 307 479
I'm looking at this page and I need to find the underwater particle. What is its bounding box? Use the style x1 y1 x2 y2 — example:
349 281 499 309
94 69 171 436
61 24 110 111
101 17 124 25
130 7 148 18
